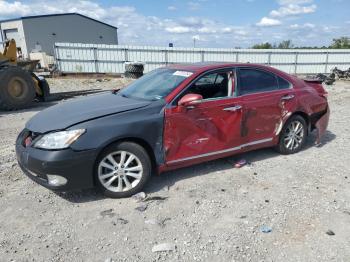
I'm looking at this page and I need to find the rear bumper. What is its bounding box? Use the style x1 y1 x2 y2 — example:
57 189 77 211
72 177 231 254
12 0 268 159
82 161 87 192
315 106 330 143
16 143 97 191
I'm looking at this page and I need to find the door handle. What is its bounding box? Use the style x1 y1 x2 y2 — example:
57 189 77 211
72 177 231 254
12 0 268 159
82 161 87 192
223 105 242 112
281 94 295 101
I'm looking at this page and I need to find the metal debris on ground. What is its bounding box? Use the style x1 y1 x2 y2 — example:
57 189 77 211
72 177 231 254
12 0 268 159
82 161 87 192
100 209 116 218
312 73 336 85
332 67 350 80
115 218 129 225
143 196 168 202
260 225 272 233
135 204 148 212
308 67 350 85
159 218 171 227
234 159 247 168
151 243 176 252
326 230 335 236
131 192 147 201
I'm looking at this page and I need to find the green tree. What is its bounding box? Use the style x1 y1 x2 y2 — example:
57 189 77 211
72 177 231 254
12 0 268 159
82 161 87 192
252 42 273 49
277 40 293 49
330 37 350 49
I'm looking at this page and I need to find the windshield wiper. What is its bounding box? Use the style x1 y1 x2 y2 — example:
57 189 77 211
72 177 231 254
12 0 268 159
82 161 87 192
119 93 129 98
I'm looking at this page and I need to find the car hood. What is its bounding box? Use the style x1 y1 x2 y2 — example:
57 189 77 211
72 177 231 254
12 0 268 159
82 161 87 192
26 92 152 133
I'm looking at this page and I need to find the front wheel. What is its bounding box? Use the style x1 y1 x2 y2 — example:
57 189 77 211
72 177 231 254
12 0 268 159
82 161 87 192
276 115 307 154
95 142 151 198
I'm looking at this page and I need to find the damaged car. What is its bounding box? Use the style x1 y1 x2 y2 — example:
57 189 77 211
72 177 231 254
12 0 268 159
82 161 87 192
16 63 330 198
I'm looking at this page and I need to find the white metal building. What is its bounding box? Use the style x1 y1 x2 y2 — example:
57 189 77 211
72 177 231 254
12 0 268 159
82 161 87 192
0 13 118 58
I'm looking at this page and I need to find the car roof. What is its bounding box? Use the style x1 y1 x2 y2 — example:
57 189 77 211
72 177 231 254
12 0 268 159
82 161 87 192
166 62 294 80
166 62 270 72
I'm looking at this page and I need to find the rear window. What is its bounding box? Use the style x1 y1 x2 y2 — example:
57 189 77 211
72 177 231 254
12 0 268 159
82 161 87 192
278 76 291 89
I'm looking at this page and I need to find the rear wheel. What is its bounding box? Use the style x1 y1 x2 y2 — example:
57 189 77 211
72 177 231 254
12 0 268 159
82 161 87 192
0 66 35 110
95 142 151 198
276 115 307 154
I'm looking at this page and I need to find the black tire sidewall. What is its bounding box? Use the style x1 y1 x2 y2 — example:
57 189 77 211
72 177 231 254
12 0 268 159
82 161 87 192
0 67 36 110
125 71 143 79
277 115 307 154
94 142 152 198
125 64 144 73
37 78 50 102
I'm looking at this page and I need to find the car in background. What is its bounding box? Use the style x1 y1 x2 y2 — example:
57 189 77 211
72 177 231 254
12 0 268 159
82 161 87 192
16 62 330 198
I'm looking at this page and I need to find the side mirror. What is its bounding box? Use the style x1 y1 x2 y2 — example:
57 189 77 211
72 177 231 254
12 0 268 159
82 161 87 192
178 93 203 107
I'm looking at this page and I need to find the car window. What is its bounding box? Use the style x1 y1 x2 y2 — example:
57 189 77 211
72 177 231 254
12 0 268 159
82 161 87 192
184 71 232 100
277 76 291 89
195 74 217 86
238 69 278 95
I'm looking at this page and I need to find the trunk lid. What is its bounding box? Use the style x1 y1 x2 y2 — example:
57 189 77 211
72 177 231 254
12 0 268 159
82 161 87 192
303 79 328 98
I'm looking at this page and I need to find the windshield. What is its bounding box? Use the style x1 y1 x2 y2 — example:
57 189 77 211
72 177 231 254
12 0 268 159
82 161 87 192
119 68 192 101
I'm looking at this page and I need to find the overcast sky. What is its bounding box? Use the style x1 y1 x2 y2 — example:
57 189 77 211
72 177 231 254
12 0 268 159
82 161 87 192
0 0 349 48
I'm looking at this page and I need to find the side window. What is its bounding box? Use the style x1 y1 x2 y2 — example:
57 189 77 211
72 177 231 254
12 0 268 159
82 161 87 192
184 71 232 100
195 74 217 86
277 76 291 89
238 69 278 95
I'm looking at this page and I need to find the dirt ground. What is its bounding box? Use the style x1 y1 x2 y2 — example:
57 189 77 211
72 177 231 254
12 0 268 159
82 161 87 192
0 78 349 262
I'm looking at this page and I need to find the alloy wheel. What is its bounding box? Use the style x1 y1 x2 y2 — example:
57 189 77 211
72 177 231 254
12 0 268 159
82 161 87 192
283 120 305 150
97 151 143 192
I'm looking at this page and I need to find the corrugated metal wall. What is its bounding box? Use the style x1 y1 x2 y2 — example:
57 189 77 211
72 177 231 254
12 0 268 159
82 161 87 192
54 42 350 74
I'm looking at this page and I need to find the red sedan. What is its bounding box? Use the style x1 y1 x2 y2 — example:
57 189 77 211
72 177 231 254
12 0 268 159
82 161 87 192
16 62 329 198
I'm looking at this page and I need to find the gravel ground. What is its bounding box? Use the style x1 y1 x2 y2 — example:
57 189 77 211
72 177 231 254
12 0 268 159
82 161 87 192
0 78 349 262
46 77 132 93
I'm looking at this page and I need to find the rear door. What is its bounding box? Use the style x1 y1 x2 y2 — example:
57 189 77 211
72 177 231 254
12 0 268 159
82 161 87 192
237 67 297 144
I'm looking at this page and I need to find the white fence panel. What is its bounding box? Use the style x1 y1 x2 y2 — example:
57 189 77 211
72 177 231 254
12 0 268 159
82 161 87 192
54 43 350 74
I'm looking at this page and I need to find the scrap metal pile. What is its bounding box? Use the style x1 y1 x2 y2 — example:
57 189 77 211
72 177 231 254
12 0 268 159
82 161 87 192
313 67 350 85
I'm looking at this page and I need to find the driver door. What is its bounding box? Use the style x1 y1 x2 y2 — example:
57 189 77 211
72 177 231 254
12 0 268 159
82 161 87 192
164 69 244 166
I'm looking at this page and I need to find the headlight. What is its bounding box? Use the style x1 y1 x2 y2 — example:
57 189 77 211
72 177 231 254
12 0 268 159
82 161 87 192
34 129 85 150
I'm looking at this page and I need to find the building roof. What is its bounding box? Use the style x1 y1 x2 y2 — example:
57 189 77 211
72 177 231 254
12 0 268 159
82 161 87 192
0 13 117 29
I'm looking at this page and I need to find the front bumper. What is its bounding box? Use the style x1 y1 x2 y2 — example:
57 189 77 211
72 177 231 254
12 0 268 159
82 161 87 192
16 141 97 191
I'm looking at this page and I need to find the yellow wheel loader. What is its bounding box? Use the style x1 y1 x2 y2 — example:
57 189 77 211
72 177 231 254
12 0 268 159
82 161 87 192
0 39 50 110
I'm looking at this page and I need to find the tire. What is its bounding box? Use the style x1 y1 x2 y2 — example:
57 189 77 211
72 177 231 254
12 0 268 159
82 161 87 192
125 71 143 79
125 63 144 73
276 115 307 155
0 66 36 110
37 78 51 102
95 142 152 198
